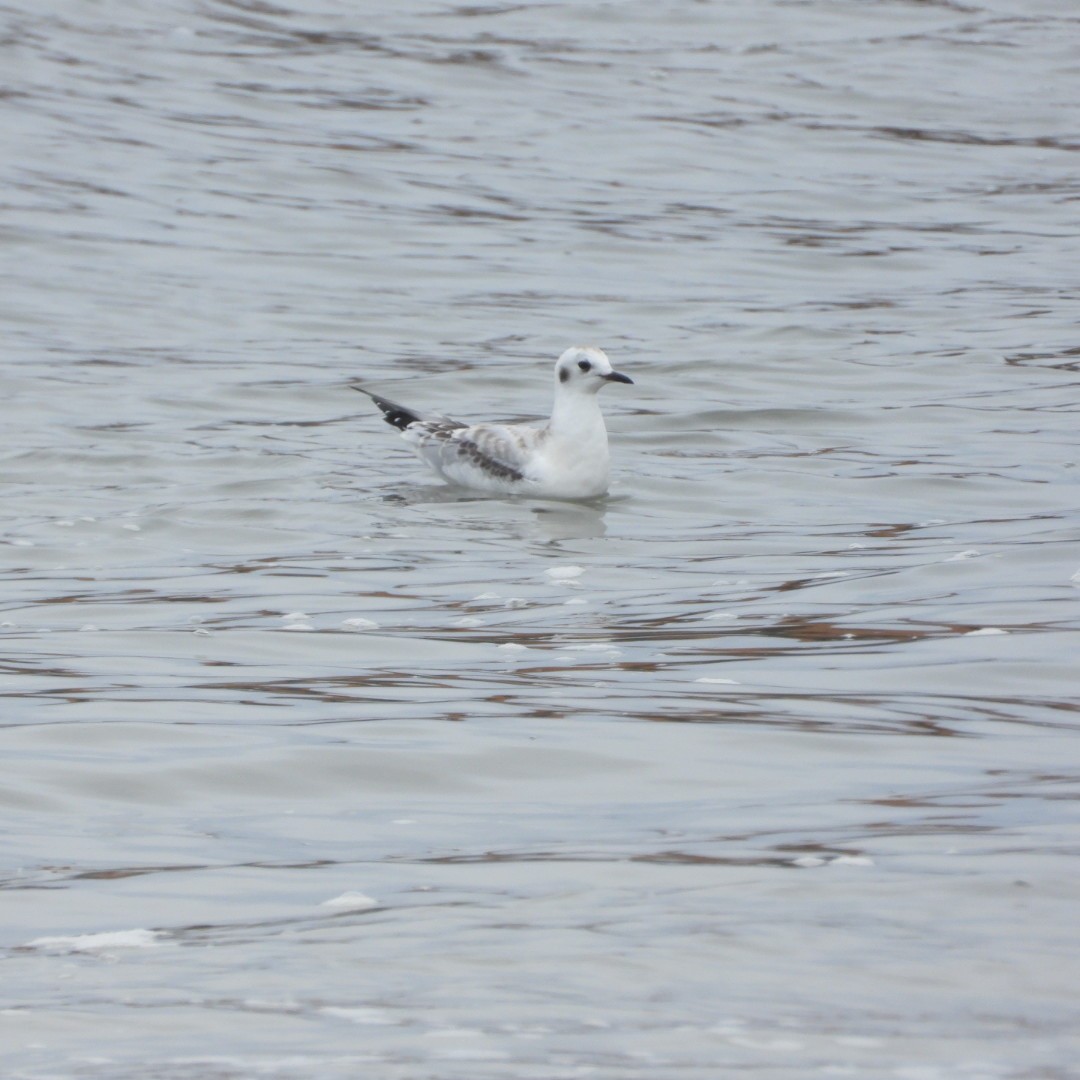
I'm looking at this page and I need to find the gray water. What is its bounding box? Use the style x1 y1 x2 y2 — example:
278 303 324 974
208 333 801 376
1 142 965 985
2 2 1079 1077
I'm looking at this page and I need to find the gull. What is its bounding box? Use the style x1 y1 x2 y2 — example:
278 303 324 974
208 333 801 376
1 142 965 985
354 346 633 499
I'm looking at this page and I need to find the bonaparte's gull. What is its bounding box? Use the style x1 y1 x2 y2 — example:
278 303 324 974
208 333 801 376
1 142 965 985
354 346 633 499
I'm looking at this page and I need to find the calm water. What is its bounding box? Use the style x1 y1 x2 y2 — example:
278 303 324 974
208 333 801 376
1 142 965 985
2 1 1079 1077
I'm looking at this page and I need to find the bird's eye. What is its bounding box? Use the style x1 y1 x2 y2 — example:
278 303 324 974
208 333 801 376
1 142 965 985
578 360 591 372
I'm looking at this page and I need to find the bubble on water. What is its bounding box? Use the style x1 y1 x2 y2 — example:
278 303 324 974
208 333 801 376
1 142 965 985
831 855 874 867
504 597 528 608
703 611 737 620
193 628 212 637
283 622 313 631
341 617 379 630
471 592 500 601
121 523 141 532
945 550 980 561
454 616 484 627
695 677 739 684
281 612 309 621
10 539 35 547
79 624 99 632
792 855 827 868
564 597 588 606
965 627 1007 636
496 642 528 651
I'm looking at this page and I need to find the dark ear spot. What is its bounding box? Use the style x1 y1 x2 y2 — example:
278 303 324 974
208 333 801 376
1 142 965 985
559 367 569 383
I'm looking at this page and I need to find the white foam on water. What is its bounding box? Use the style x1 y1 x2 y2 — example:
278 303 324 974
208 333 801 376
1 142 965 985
320 892 378 911
545 565 585 580
320 1006 397 1025
27 929 165 952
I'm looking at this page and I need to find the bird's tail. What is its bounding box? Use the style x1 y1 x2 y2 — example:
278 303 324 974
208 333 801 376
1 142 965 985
352 386 422 432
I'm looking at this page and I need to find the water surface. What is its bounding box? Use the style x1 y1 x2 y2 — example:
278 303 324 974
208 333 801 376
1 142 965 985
2 1 1079 1077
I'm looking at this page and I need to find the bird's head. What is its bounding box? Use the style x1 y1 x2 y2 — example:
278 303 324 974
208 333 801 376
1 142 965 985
554 346 633 395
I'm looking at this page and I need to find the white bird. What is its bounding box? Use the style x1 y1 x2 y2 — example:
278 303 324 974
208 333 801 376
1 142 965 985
354 346 633 500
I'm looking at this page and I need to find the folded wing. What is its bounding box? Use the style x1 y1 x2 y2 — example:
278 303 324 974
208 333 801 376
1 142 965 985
408 421 545 488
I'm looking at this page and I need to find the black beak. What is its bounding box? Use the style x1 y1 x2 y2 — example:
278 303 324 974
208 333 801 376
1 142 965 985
603 371 633 385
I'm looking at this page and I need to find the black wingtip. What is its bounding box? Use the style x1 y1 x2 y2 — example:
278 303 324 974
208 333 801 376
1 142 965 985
352 385 422 432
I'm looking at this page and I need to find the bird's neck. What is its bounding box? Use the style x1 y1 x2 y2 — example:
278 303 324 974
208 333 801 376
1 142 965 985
548 387 606 440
